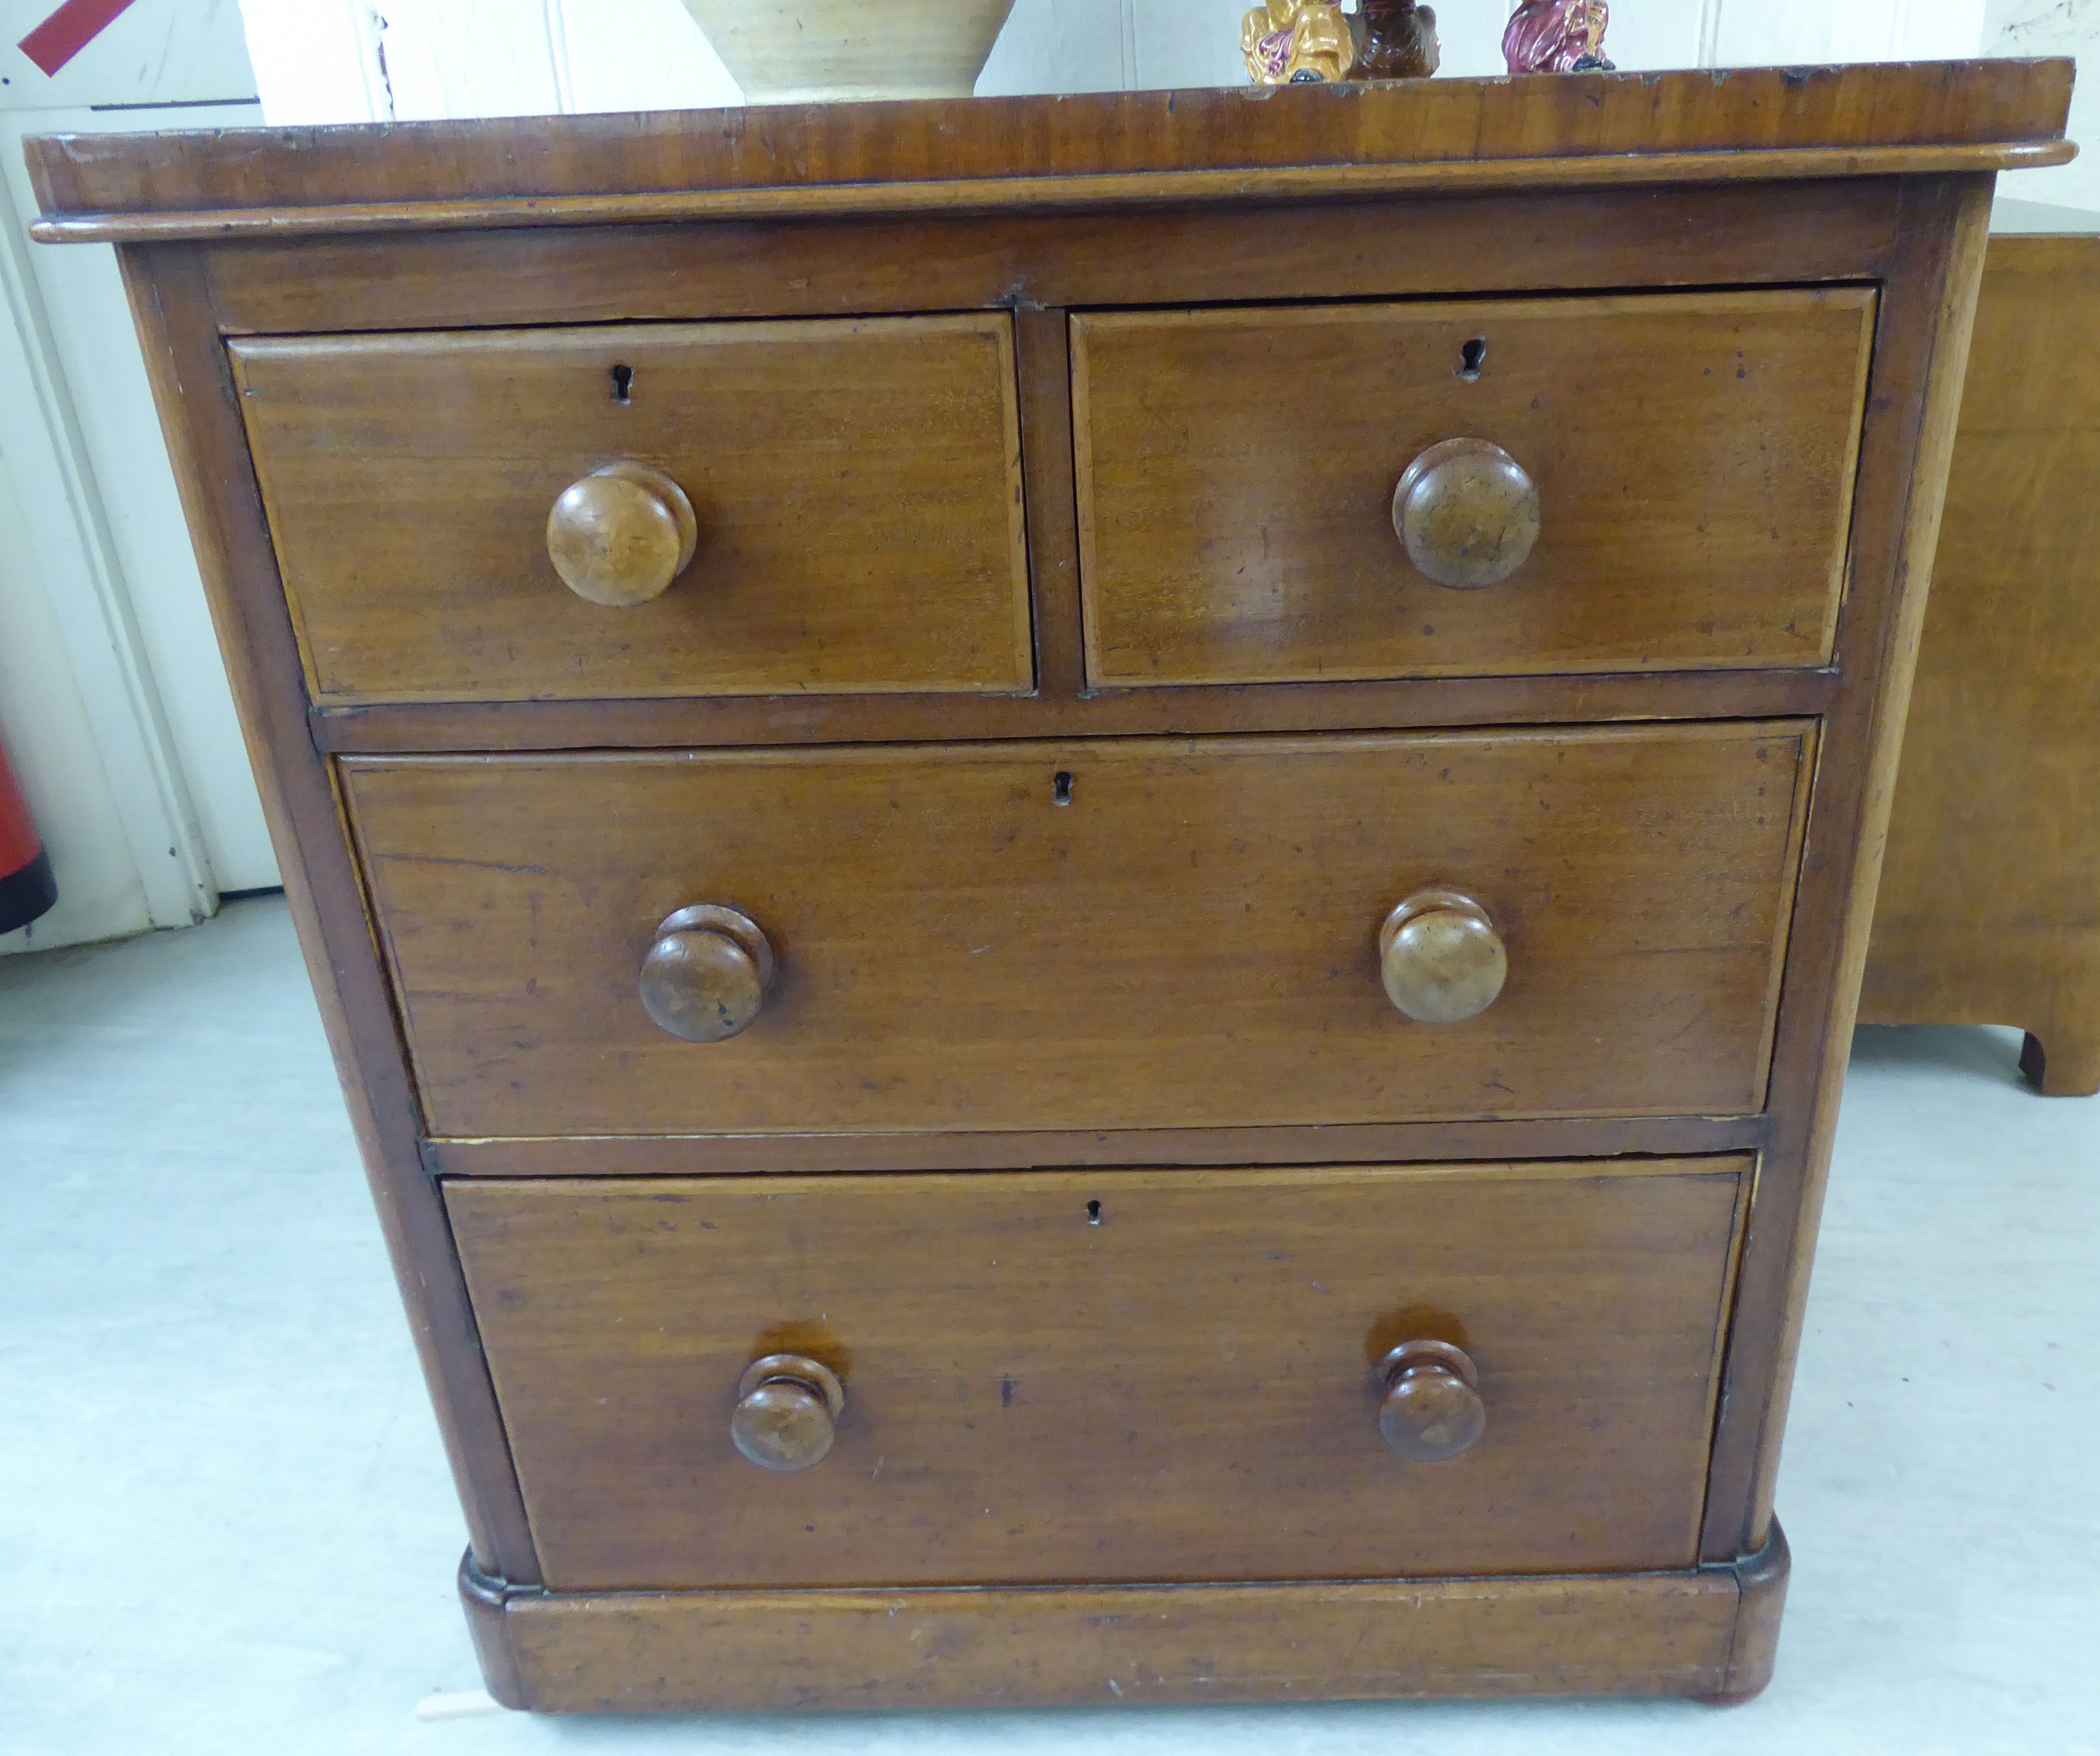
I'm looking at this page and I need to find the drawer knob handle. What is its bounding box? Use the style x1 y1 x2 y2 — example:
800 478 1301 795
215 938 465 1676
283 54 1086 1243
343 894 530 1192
1379 890 1508 1024
1392 438 1540 589
731 1354 845 1472
546 461 699 608
639 904 776 1042
1378 1340 1486 1462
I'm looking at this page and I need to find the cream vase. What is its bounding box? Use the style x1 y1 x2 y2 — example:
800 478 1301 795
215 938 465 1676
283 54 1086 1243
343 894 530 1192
679 0 1022 103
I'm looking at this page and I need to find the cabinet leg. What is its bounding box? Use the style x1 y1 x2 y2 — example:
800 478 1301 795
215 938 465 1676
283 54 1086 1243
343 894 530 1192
1701 1518 1789 1706
2020 1029 2100 1099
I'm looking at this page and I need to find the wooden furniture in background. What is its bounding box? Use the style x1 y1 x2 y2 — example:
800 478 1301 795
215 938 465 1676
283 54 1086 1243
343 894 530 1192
1862 233 2100 1097
26 63 2074 1712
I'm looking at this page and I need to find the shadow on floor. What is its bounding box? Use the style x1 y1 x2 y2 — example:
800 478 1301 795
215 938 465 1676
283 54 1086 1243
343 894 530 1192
1849 1022 2034 1091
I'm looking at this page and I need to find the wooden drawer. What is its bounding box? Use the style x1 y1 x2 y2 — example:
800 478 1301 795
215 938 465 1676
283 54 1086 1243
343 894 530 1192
231 316 1033 705
448 1158 1749 1590
1073 290 1874 687
346 724 1812 1139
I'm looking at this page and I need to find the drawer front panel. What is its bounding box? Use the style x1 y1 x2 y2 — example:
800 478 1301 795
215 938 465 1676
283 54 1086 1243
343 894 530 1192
448 1159 1748 1590
346 724 1812 1139
1073 290 1874 687
232 316 1033 705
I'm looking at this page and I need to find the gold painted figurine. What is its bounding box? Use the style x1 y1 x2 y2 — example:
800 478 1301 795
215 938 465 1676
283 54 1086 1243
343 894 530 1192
1502 0 1612 73
1242 0 1438 85
1243 0 1354 84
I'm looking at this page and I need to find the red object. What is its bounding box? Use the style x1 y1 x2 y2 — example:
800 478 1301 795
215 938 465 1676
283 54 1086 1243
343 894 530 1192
1 736 57 934
1502 0 1611 75
17 0 140 78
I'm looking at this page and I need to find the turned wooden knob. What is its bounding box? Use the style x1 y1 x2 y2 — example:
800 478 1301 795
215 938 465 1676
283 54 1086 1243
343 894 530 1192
1378 1340 1486 1462
731 1355 845 1472
546 461 698 607
1379 890 1507 1024
1391 439 1540 589
639 904 775 1042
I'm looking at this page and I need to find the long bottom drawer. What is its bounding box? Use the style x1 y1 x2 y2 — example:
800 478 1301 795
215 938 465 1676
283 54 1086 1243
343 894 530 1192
449 1158 1750 1592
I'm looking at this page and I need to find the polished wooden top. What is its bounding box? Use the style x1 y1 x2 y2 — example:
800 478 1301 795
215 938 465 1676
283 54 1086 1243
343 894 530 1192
24 60 2076 243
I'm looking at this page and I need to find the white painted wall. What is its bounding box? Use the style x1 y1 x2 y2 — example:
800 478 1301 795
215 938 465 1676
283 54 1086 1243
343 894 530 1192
979 0 1126 95
239 0 744 119
1708 0 1989 66
1987 0 2099 212
239 0 2005 123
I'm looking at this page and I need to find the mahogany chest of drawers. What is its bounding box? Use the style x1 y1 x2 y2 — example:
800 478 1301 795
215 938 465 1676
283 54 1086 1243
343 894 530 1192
29 63 2075 1712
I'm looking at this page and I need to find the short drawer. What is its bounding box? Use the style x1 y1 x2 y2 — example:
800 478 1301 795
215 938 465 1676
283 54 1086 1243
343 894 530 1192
345 723 1812 1139
232 316 1033 705
1073 289 1874 687
448 1158 1749 1590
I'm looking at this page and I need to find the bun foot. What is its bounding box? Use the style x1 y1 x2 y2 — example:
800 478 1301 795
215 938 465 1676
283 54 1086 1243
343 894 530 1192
2021 1029 2100 1099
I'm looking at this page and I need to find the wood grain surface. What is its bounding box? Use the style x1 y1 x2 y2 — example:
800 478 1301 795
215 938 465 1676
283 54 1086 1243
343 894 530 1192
231 316 1031 705
198 183 1906 339
1862 234 2100 1097
447 1159 1749 1591
1075 291 1873 686
1716 1520 1791 1703
345 724 1814 1140
23 63 2073 240
472 1563 1754 1711
309 666 1844 756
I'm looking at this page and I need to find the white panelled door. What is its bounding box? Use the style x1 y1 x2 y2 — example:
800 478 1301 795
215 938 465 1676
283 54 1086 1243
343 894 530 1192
2 1 269 955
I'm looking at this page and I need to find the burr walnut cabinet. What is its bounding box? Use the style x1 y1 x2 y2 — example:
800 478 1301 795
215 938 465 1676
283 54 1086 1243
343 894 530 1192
26 63 2075 1712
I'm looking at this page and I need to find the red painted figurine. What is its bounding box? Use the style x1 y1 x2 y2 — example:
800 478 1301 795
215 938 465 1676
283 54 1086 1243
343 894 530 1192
1502 0 1612 73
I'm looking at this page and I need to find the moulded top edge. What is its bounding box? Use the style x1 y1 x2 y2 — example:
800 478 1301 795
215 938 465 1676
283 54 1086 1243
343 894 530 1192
23 61 2077 244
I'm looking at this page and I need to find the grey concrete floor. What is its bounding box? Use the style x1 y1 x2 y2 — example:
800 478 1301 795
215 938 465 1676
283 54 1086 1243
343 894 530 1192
2 894 2095 1755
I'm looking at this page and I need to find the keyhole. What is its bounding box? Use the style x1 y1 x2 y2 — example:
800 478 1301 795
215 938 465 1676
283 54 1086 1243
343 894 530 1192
1086 1200 1103 1225
610 363 635 403
1458 338 1487 382
1053 771 1074 807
